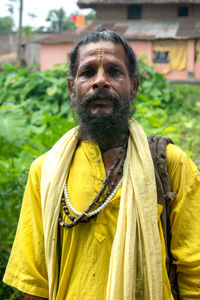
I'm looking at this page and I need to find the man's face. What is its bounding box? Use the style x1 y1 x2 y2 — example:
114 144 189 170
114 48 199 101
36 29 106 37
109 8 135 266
69 41 138 114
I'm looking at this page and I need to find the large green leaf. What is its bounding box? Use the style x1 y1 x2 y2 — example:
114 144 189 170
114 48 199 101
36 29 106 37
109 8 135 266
0 109 27 143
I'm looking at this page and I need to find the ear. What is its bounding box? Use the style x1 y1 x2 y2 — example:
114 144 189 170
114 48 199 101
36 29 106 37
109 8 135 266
131 79 139 99
67 78 76 101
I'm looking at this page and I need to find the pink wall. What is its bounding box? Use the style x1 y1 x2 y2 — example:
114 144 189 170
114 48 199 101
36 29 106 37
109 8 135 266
40 40 200 80
136 40 200 80
129 40 152 62
149 39 200 80
165 70 188 80
194 64 200 79
129 40 192 80
187 40 195 73
40 43 74 70
40 41 153 71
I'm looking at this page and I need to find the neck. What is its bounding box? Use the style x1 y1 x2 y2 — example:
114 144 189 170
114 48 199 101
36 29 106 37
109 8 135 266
101 133 128 177
78 129 128 152
99 133 127 152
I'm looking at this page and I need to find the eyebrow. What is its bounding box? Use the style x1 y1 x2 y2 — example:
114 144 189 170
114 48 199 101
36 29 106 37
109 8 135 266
106 61 124 69
79 60 124 72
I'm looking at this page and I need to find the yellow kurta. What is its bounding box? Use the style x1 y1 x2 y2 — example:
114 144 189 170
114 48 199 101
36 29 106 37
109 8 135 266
3 142 200 299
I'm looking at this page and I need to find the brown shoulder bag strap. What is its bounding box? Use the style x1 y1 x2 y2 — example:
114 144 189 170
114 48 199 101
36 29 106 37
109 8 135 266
148 134 178 299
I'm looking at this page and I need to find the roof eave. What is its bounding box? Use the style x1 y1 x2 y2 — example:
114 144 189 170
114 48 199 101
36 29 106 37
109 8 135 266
78 0 200 5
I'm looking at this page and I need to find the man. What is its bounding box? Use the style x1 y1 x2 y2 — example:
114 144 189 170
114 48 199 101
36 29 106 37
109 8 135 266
3 29 200 299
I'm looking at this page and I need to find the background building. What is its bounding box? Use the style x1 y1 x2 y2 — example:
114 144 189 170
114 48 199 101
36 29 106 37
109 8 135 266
38 0 200 82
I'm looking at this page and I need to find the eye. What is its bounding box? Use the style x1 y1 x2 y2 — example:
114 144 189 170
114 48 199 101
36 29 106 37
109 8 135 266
79 69 94 78
108 67 122 76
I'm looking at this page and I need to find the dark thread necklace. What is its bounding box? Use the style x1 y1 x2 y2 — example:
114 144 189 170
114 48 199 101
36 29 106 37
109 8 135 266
58 134 128 229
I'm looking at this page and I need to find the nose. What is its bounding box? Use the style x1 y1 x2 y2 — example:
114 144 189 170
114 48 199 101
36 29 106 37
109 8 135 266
92 69 110 90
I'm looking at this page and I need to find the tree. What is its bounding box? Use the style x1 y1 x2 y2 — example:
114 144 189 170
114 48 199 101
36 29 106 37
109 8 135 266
22 25 37 39
45 8 96 33
46 8 68 32
17 0 23 64
4 0 24 64
6 0 16 16
65 16 76 30
0 16 13 31
85 11 96 21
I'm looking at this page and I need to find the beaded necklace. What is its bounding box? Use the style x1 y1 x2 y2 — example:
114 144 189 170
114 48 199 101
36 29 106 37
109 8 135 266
58 135 128 229
63 177 123 218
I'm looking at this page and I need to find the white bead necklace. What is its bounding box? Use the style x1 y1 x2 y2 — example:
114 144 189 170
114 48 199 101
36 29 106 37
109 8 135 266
64 177 123 218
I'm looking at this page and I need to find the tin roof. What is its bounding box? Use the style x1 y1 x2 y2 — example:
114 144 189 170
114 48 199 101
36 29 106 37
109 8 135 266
78 0 200 8
37 20 200 44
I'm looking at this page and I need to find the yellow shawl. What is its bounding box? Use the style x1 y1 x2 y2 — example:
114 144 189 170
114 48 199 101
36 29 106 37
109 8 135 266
41 118 163 299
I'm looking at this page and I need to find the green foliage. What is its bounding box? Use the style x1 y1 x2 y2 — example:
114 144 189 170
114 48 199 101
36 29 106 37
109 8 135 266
0 64 74 299
135 59 200 161
46 8 76 32
0 16 13 31
0 62 200 299
0 64 71 120
22 25 38 39
45 8 95 32
0 109 27 142
85 12 96 21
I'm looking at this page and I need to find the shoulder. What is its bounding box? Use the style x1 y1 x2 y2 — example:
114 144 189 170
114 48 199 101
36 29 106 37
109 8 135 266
166 143 198 174
166 143 200 193
166 143 186 166
30 153 47 170
29 127 78 174
22 153 49 204
28 153 48 184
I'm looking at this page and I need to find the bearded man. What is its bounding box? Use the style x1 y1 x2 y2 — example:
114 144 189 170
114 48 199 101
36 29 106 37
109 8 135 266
3 29 200 300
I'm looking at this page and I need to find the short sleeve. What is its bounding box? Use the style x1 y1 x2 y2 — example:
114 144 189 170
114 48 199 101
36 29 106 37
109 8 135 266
166 144 200 298
3 154 49 298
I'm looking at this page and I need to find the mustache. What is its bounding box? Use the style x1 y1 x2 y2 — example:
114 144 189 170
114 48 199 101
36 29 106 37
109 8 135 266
82 89 120 107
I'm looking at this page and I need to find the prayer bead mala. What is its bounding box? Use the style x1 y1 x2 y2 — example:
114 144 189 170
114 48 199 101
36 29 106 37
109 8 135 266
58 135 128 229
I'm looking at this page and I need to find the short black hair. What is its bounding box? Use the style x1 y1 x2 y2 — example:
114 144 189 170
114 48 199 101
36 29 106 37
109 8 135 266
69 28 139 82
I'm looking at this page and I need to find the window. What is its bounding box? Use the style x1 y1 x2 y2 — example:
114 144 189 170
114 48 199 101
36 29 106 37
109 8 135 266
128 5 142 20
153 51 169 64
178 6 188 17
21 44 26 52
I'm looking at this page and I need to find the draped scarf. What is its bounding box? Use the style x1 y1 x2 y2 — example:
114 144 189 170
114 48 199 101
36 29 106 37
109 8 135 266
41 118 163 299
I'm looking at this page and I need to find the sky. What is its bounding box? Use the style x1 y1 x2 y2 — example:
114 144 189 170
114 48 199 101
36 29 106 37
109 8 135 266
0 0 93 29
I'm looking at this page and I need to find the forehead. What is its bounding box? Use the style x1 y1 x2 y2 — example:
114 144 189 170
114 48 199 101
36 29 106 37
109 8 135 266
76 41 128 69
